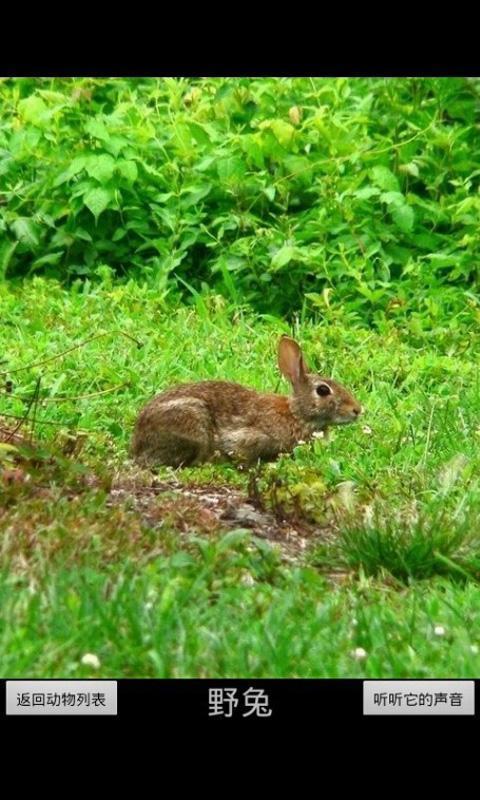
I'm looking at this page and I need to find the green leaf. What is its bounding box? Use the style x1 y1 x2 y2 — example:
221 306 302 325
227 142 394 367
427 253 461 268
371 165 400 193
214 83 234 103
152 192 175 204
215 256 240 303
399 162 419 178
217 156 247 181
241 136 265 169
384 244 411 265
271 245 296 270
37 89 67 104
74 227 93 243
269 119 296 147
282 155 312 183
117 160 138 183
263 186 276 202
83 187 112 221
17 96 48 127
180 184 212 207
392 204 415 233
31 251 64 269
85 154 116 183
187 122 212 146
105 136 129 158
54 156 88 186
380 191 405 207
195 155 216 172
85 117 111 143
112 228 127 242
10 218 40 249
353 185 381 200
0 240 18 278
0 151 14 177
410 232 441 250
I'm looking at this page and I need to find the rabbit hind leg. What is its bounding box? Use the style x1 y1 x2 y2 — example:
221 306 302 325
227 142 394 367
144 432 209 468
131 399 214 468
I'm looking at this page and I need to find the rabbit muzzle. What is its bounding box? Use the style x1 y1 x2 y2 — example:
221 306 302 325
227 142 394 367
333 403 363 424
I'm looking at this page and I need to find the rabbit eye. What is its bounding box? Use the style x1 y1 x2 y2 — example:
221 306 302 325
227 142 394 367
316 383 331 397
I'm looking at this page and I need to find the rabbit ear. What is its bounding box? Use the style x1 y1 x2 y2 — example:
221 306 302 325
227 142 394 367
277 336 309 387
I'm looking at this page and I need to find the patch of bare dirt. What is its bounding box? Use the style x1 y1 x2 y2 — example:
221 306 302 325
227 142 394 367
0 418 346 573
109 470 335 564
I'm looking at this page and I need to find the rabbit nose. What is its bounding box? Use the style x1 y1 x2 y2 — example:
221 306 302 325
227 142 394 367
352 406 362 417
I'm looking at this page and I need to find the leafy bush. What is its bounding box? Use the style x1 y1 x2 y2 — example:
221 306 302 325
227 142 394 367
1 77 480 321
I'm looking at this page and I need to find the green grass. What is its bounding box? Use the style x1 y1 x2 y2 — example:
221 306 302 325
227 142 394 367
2 278 480 677
2 563 480 678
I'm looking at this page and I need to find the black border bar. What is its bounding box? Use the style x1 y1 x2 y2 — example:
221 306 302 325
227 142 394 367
2 679 479 722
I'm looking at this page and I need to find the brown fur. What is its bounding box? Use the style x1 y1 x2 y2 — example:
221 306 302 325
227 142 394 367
130 337 362 468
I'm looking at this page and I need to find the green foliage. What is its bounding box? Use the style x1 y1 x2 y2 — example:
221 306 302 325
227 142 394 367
2 77 480 320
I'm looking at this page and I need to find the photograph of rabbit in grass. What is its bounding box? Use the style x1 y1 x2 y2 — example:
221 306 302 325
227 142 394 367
2 76 480 679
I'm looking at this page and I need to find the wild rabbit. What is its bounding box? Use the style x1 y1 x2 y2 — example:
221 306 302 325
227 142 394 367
130 335 362 468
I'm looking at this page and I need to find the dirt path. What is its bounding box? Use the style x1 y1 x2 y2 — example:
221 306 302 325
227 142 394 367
109 472 334 564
